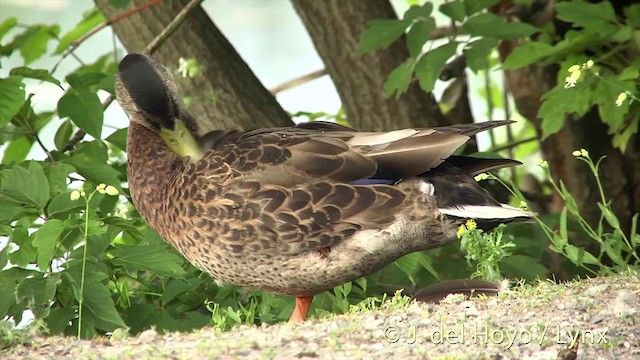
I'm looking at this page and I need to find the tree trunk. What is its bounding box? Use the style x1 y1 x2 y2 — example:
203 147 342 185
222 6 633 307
96 0 293 133
291 0 447 131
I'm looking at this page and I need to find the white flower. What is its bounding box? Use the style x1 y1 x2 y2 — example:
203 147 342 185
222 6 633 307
564 66 582 89
584 59 594 69
105 185 119 196
615 92 628 107
70 190 81 201
474 173 489 181
96 183 107 194
178 58 188 78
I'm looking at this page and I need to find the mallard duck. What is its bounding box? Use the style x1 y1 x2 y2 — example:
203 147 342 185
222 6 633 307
116 53 533 322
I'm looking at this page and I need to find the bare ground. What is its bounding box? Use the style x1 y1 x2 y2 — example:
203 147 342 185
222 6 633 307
4 273 639 360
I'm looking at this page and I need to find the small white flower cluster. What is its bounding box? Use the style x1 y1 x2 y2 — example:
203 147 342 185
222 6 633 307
536 158 549 169
572 148 589 158
615 91 632 107
70 183 119 201
564 59 594 89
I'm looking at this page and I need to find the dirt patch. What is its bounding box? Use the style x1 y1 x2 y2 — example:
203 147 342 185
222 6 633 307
5 273 639 359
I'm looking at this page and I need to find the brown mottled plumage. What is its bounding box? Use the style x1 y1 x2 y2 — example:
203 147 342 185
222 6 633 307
116 54 534 322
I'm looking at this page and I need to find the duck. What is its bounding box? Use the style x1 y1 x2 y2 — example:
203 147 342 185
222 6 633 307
115 53 534 322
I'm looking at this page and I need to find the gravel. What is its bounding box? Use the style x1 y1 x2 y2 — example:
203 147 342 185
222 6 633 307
5 273 639 359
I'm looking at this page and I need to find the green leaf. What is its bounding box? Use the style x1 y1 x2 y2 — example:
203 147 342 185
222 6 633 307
383 59 415 99
559 207 568 242
555 0 616 27
11 25 60 64
65 71 107 91
406 18 436 59
105 128 128 152
81 281 128 331
0 268 34 318
538 84 591 139
502 255 547 280
463 37 497 72
16 273 61 319
464 0 498 16
48 192 83 216
502 41 553 70
440 0 466 22
124 304 179 334
0 161 50 209
1 135 34 165
33 219 65 271
45 162 76 196
0 76 26 128
64 154 122 191
403 3 433 21
626 4 640 29
54 120 74 152
0 17 17 42
57 92 103 139
9 67 61 87
110 244 186 278
464 13 539 40
8 226 37 267
358 19 411 53
415 42 458 92
54 8 105 54
598 203 620 229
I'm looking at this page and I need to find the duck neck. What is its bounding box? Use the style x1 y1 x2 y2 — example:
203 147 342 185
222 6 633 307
127 121 182 229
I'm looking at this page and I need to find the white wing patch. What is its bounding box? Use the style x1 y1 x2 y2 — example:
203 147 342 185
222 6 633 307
439 204 534 219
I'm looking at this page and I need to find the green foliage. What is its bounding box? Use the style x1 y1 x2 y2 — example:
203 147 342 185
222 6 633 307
458 221 516 281
359 0 540 98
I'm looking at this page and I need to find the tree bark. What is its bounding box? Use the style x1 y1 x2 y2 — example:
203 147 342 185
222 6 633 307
96 0 293 133
291 0 447 131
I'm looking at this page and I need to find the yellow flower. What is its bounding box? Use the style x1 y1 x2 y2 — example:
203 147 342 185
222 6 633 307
465 219 477 231
474 173 489 181
519 201 528 209
457 224 466 238
70 190 81 201
536 158 549 168
96 183 107 194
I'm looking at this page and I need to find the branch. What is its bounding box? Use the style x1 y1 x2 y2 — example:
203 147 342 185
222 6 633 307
51 0 163 75
269 69 327 94
62 0 203 153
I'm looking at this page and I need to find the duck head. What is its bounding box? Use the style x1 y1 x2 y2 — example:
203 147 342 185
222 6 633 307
115 53 202 160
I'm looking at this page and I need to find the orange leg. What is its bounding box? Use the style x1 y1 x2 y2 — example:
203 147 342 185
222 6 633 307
289 296 313 322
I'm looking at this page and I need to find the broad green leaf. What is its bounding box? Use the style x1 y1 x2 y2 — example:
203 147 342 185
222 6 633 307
0 76 25 128
0 161 50 209
358 19 411 53
612 115 638 151
47 192 84 216
406 18 436 59
16 273 61 319
464 13 539 40
1 135 34 165
54 8 105 54
58 92 103 139
555 0 615 27
45 162 76 196
463 37 497 72
501 41 553 69
0 17 17 42
81 281 128 331
10 67 61 87
440 0 466 22
626 4 640 29
538 84 591 139
11 25 60 64
0 268 34 317
383 59 414 99
64 155 122 191
124 303 179 334
33 219 65 271
110 244 186 278
54 119 74 152
105 128 128 152
464 0 498 16
65 71 107 91
45 307 75 334
8 226 37 267
415 42 458 92
403 3 433 21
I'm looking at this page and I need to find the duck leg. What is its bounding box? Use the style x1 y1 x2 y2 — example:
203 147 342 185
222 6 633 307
289 296 313 322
